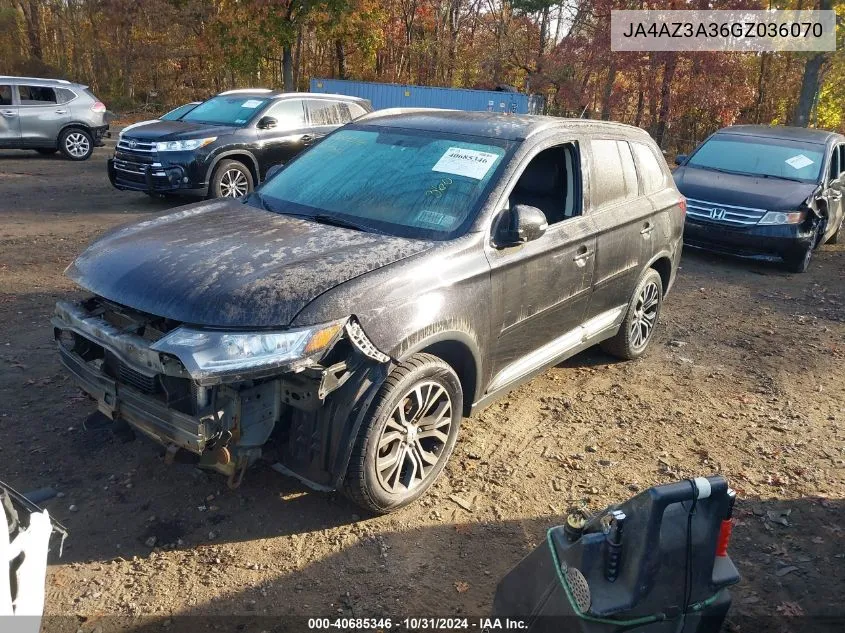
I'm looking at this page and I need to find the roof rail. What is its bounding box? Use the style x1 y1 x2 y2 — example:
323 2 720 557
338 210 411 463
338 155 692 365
219 88 273 95
0 75 72 84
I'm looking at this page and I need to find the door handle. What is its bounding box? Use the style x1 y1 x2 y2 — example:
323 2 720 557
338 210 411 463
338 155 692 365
640 222 654 235
55 109 68 114
0 110 16 118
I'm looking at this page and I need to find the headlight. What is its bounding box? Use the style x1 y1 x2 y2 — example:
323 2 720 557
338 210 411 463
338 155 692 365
150 320 345 378
758 210 806 225
155 137 217 152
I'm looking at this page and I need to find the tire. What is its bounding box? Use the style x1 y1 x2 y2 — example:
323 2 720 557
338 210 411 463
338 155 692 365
600 268 663 360
785 223 820 273
58 128 93 161
209 159 253 199
36 148 58 155
344 353 463 514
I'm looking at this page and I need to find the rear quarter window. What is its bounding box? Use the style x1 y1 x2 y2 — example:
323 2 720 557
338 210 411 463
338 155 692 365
631 141 667 194
590 139 636 207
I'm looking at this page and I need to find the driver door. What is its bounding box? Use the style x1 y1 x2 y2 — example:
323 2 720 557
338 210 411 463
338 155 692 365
485 141 597 389
254 99 310 179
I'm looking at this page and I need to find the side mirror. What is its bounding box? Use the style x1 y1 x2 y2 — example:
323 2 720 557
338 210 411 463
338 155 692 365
257 116 277 130
496 204 548 247
265 164 283 180
674 154 688 166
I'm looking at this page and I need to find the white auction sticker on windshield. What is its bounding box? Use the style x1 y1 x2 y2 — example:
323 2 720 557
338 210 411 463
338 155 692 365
785 154 814 170
432 147 499 180
241 99 263 109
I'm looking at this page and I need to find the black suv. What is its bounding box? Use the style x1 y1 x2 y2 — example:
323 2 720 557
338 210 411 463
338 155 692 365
674 125 845 272
56 111 684 513
108 89 372 198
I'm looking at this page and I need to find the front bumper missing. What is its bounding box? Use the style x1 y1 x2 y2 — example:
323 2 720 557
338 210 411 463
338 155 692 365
53 299 393 488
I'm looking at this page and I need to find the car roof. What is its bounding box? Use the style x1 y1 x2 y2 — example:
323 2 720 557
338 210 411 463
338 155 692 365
354 109 653 142
716 124 844 144
0 75 78 87
214 89 369 104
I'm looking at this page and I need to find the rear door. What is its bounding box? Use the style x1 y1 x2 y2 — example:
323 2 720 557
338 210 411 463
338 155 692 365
586 139 657 318
0 84 19 146
16 84 69 145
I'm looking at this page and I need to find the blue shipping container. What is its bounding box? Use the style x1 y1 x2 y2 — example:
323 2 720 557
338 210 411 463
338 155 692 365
310 78 532 114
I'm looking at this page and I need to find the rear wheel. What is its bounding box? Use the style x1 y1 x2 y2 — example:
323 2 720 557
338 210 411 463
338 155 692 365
601 268 663 360
344 353 462 514
209 159 253 199
36 148 58 155
59 128 93 161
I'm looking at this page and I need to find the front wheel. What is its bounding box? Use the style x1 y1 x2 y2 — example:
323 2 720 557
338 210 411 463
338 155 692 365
601 268 663 360
344 353 463 514
59 128 93 161
209 159 253 199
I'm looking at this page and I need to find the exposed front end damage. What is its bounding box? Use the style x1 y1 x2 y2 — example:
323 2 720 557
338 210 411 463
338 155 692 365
52 297 391 489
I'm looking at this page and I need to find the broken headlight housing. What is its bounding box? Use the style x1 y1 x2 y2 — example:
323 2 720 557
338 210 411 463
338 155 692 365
151 320 345 378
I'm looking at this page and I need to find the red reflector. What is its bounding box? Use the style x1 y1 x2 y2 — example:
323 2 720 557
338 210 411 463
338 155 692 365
91 101 106 113
716 519 733 557
678 196 687 217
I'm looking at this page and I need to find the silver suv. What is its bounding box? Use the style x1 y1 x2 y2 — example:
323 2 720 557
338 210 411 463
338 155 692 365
0 76 108 160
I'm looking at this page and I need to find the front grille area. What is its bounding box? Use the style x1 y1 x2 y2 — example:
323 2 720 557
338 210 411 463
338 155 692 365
117 136 157 156
686 197 766 227
118 361 159 394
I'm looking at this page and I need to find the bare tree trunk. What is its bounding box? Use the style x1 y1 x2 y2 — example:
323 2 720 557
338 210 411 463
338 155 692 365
634 66 644 127
335 39 347 79
791 52 825 127
283 45 294 91
600 58 617 120
654 53 678 147
19 0 43 60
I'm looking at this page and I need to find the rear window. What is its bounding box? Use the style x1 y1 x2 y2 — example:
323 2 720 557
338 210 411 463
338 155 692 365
632 142 666 194
688 134 824 183
590 139 636 207
18 85 57 105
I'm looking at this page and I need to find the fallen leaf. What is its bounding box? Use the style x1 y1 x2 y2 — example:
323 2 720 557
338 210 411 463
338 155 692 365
776 602 804 616
454 581 470 593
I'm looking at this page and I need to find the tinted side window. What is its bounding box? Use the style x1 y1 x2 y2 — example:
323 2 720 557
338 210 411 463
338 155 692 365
839 145 845 177
0 85 11 106
829 146 840 181
631 141 667 194
348 102 368 119
55 88 77 104
306 99 341 126
18 85 57 104
264 99 305 129
590 139 627 207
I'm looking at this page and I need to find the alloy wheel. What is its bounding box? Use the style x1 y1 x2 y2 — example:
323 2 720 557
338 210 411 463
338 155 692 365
65 132 90 158
375 381 453 494
629 280 660 350
219 169 249 197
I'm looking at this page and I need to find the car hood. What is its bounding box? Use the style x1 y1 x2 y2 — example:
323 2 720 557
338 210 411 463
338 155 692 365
119 120 237 141
673 166 819 211
66 200 437 327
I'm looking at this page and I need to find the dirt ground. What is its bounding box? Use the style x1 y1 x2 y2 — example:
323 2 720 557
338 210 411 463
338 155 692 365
1 142 843 633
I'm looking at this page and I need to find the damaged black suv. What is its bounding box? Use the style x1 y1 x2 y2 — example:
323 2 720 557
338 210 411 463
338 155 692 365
55 111 684 513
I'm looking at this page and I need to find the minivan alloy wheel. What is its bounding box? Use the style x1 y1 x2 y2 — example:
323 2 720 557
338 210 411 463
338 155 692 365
219 168 249 197
630 280 660 350
375 381 453 494
64 132 90 158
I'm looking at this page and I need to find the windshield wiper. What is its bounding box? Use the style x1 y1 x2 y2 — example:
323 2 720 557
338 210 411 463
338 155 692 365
243 191 275 212
310 214 372 232
758 173 806 183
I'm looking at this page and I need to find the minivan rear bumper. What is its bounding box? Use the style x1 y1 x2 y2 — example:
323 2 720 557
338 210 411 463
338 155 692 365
684 217 816 261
